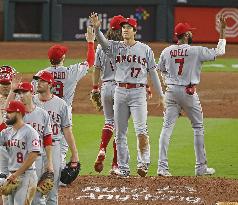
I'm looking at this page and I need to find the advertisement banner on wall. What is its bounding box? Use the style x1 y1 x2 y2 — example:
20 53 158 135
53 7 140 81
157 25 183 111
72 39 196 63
175 7 238 43
62 5 156 41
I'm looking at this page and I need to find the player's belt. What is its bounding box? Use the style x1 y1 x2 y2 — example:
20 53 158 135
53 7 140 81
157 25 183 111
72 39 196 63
117 83 145 89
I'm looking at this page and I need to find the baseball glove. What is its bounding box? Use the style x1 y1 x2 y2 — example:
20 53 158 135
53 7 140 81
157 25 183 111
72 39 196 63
60 161 81 185
37 171 54 195
90 91 103 111
0 178 21 196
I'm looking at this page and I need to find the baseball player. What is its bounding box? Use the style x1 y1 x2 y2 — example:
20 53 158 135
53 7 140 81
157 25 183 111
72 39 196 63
0 65 16 205
32 71 79 205
90 13 165 177
0 100 40 205
9 81 53 205
157 16 227 176
33 26 95 180
93 15 125 174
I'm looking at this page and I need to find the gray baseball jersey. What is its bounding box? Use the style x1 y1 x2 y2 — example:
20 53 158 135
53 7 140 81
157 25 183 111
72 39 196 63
32 94 71 141
37 62 88 106
0 124 40 172
23 106 52 153
0 95 7 122
106 41 157 84
158 44 216 85
95 45 115 81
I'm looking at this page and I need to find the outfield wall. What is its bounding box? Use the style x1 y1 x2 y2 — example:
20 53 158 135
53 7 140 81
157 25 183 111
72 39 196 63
3 0 238 43
0 0 3 40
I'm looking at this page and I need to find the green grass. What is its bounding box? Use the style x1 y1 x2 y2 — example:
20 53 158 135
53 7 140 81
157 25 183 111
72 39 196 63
0 59 80 73
0 58 237 73
202 58 238 72
72 114 238 179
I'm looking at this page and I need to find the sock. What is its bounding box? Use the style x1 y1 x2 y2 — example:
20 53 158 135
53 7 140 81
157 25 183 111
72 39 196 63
112 139 118 167
99 124 113 151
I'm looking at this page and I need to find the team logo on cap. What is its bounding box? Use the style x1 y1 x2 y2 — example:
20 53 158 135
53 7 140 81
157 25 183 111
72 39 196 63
32 139 40 147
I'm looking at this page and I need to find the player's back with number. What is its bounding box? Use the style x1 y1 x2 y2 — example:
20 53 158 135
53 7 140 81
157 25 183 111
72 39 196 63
43 63 88 106
159 44 216 85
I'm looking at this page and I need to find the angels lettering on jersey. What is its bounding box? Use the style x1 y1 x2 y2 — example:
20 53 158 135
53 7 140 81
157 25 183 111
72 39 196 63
0 125 40 171
107 41 156 84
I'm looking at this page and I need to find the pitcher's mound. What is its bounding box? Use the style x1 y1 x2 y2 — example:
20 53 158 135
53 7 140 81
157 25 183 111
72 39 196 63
59 176 238 205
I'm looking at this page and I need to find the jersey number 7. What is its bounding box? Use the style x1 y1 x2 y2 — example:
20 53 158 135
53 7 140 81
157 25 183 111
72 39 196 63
175 58 184 75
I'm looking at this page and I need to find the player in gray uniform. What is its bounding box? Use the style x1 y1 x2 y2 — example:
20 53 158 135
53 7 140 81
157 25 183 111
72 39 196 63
90 13 165 177
32 71 79 205
33 27 95 178
157 16 227 176
93 15 125 174
0 100 40 205
10 81 53 205
0 65 16 205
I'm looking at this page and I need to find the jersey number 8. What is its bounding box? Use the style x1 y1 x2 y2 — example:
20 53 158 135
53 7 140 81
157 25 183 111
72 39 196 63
17 152 24 163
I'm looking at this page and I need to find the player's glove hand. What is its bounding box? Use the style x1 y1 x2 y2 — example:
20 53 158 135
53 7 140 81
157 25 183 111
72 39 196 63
90 85 103 111
60 161 81 185
0 177 21 196
37 171 54 195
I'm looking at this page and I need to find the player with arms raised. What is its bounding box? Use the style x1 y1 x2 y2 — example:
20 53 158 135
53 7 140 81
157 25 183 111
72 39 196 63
90 13 165 177
157 16 227 176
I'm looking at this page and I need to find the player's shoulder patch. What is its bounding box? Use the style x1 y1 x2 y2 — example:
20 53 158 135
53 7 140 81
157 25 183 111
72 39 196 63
32 139 40 147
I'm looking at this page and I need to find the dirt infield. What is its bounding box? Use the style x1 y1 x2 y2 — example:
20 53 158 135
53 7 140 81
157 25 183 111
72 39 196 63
0 42 237 205
58 176 238 205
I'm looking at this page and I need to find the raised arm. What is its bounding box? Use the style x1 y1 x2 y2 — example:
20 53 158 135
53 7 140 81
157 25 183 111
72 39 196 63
89 12 110 51
215 15 227 56
85 26 95 68
5 74 22 108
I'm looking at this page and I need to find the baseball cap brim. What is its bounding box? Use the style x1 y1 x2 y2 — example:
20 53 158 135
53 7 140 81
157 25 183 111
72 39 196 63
120 19 137 29
14 88 30 93
33 75 40 80
1 107 18 113
4 108 16 112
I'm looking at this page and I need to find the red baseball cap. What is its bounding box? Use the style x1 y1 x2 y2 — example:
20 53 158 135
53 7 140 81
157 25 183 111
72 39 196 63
110 15 125 30
0 65 16 84
33 71 54 84
48 44 68 61
120 18 137 29
174 23 196 36
14 82 33 93
4 100 26 116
